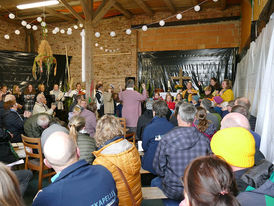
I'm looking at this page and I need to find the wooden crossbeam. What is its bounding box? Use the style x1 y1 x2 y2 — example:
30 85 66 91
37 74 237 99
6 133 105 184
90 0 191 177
41 8 75 22
113 2 132 19
132 0 153 16
171 69 190 87
93 0 116 25
162 0 176 13
59 0 84 23
80 0 92 21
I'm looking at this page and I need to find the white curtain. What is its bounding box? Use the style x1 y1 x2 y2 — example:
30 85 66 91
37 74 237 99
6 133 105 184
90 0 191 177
233 13 274 163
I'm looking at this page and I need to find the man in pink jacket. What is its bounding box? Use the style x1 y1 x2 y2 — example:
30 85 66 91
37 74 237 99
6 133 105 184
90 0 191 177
119 80 147 133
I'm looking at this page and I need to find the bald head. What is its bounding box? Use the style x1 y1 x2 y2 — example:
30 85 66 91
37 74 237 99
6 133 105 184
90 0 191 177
221 113 250 130
235 97 251 110
43 131 78 170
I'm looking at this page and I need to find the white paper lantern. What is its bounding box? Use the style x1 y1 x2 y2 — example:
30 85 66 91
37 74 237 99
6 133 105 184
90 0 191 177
32 25 38 30
52 30 57 34
60 29 65 34
126 29 131 35
44 28 48 33
55 27 60 32
142 25 148 31
68 28 72 32
159 20 165 26
73 25 78 29
176 13 182 20
110 31 116 37
213 0 218 2
67 30 72 35
95 43 99 47
100 46 103 50
105 49 108 52
194 5 200 12
15 30 20 35
4 34 10 40
21 20 27 26
26 24 31 29
9 13 15 19
79 23 83 28
37 17 42 22
95 32 100 38
41 21 46 27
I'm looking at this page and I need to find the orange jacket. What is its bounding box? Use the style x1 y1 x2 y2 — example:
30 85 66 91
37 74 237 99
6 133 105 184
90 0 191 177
93 138 142 206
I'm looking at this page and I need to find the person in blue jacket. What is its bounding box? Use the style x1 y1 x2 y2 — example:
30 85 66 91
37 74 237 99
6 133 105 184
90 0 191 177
142 100 174 174
33 128 118 206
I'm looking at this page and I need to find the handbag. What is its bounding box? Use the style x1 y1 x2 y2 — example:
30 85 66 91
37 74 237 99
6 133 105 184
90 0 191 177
116 166 137 206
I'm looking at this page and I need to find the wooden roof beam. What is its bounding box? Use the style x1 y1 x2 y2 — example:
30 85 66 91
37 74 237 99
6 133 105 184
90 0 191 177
113 2 132 19
41 8 76 22
162 0 176 13
92 0 116 25
58 0 84 23
80 0 93 21
132 0 153 16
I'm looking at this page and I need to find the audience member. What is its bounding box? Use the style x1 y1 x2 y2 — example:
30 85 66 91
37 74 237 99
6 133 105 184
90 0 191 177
165 93 175 111
209 77 221 96
152 103 211 205
23 84 36 112
119 80 147 132
182 81 198 102
93 115 142 206
142 100 174 174
103 86 114 115
24 113 53 138
12 85 23 111
69 116 96 164
0 85 9 99
136 99 154 141
33 94 56 115
33 129 118 206
68 82 86 98
113 92 122 117
191 95 200 107
180 156 240 206
218 79 234 102
169 100 184 126
69 94 83 112
153 92 163 101
79 99 96 138
50 84 65 119
175 93 182 104
235 97 257 131
203 85 214 100
193 107 216 140
0 162 25 206
95 83 104 117
200 99 220 129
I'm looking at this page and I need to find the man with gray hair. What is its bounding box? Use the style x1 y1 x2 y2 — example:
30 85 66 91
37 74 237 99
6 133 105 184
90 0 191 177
33 93 56 115
33 130 118 206
152 103 211 204
24 113 52 138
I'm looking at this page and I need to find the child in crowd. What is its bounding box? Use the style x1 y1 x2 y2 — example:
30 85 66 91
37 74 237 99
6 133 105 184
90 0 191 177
165 93 175 111
175 93 182 104
153 92 163 101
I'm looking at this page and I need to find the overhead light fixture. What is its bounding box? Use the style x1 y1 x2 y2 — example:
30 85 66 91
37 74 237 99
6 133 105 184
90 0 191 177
17 0 59 10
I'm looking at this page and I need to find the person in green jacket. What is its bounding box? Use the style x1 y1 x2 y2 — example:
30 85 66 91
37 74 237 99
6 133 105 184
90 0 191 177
69 115 96 164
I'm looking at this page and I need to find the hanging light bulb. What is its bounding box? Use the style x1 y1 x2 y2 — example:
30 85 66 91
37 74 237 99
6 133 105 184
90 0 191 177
95 43 99 47
159 20 165 26
67 30 72 35
32 25 38 30
21 20 27 26
52 30 57 34
176 13 182 20
15 30 20 35
44 28 48 33
37 16 42 22
79 23 83 28
95 32 100 38
213 0 218 2
142 25 148 31
110 31 116 37
105 49 108 52
73 25 78 29
54 27 60 32
26 24 31 29
4 34 10 39
9 13 15 19
68 28 72 32
194 5 200 12
126 29 131 35
100 46 103 50
60 29 65 34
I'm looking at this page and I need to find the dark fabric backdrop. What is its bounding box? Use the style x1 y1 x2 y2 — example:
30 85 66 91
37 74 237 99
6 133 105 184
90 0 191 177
0 50 71 93
138 48 238 92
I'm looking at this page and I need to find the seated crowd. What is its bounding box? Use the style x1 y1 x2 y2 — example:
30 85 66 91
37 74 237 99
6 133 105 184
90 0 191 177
0 78 273 206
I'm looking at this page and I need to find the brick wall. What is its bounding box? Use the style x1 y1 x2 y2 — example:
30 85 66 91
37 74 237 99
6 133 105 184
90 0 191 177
30 5 241 92
0 19 26 51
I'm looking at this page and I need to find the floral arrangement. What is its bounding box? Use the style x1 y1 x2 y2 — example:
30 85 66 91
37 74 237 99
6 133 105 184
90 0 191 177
175 84 183 90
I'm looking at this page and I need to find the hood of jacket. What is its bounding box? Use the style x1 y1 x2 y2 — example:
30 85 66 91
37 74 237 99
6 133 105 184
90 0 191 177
93 138 140 176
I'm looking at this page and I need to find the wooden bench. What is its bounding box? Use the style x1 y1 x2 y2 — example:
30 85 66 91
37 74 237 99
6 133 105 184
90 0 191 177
142 187 167 199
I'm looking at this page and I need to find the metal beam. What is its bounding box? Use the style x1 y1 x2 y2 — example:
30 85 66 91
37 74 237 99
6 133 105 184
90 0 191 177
41 8 76 22
92 0 116 24
113 2 132 18
132 0 153 16
58 0 84 23
162 0 176 13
